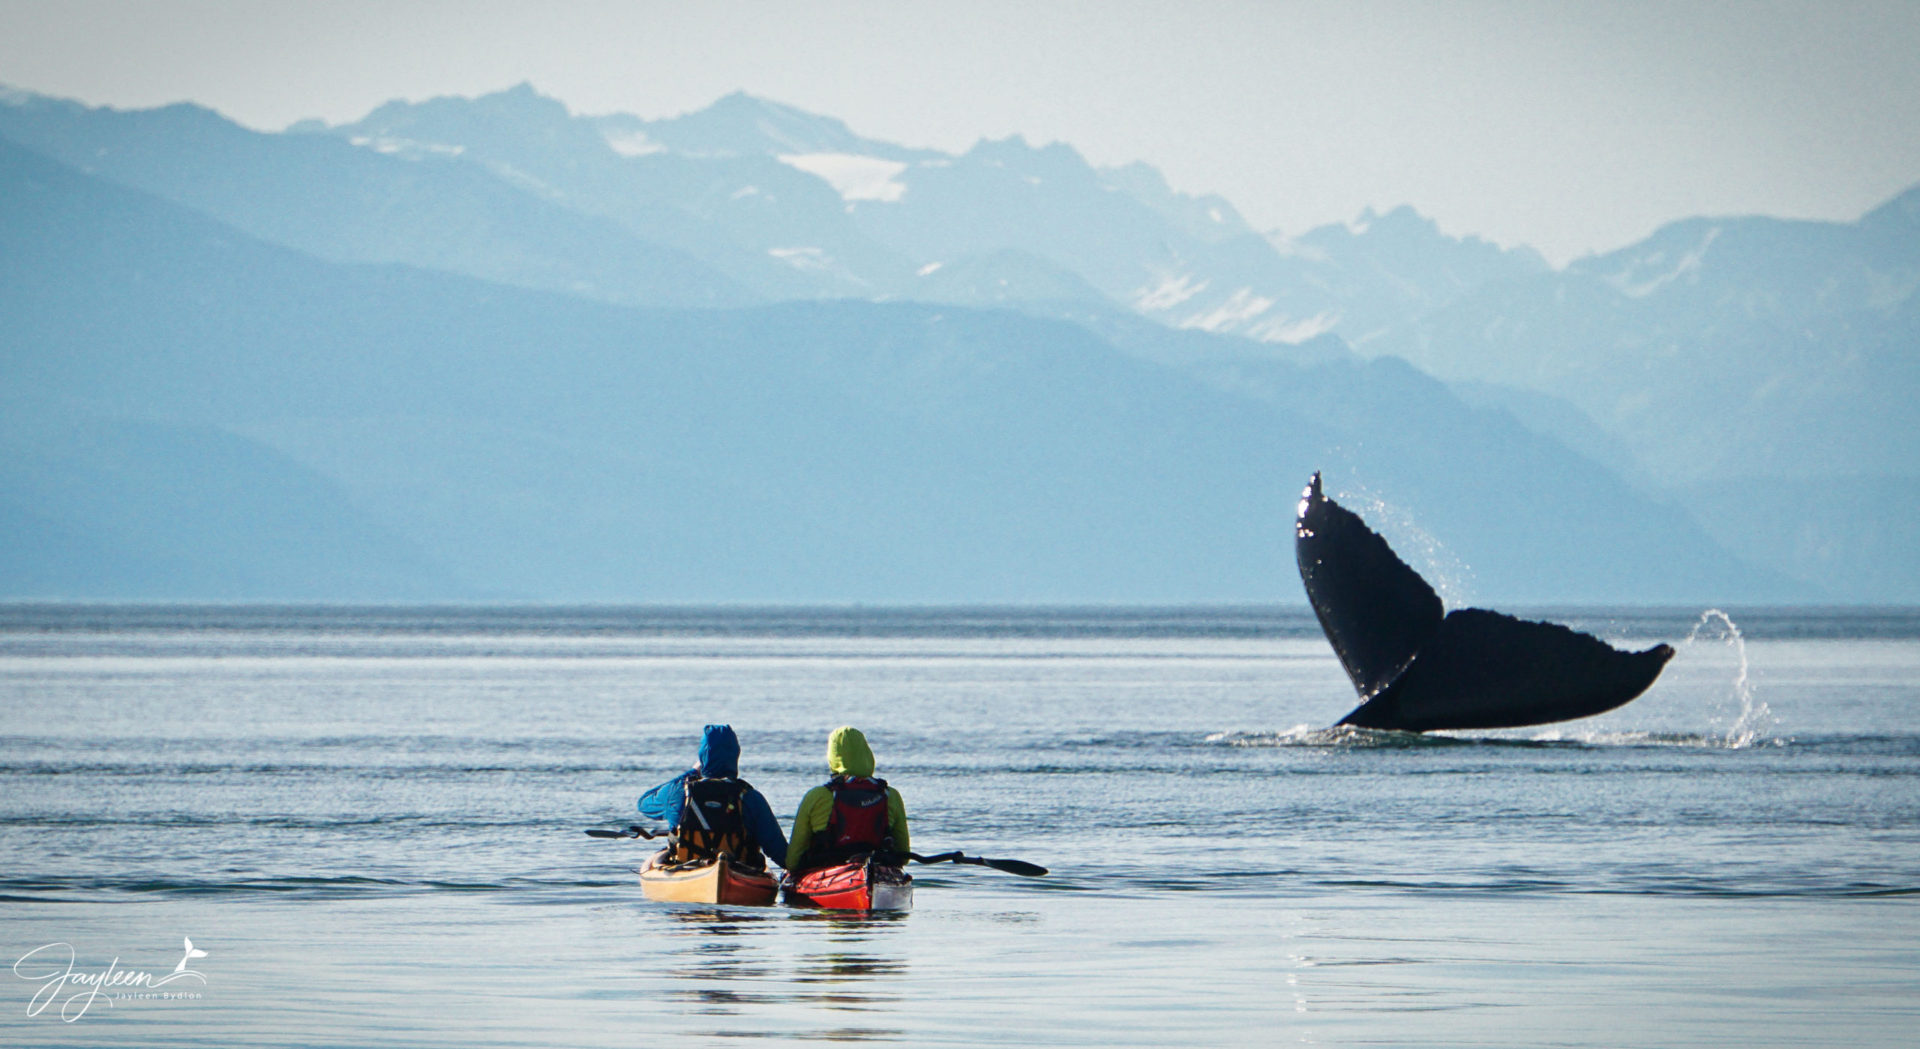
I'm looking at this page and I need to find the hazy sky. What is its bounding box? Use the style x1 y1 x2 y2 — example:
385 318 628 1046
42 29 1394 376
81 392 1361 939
3 0 1917 264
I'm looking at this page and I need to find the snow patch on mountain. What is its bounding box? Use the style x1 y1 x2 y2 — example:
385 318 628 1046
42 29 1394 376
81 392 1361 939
347 135 466 159
1134 275 1208 311
1601 226 1721 298
478 160 563 202
769 247 831 271
1248 312 1341 344
1180 289 1276 332
602 127 664 157
777 153 909 202
1265 233 1331 262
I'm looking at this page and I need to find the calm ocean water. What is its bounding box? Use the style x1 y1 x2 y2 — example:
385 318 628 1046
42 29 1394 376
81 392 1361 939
1 605 1916 1047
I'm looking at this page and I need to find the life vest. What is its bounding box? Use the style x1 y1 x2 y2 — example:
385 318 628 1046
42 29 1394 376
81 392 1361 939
668 775 764 869
822 775 893 854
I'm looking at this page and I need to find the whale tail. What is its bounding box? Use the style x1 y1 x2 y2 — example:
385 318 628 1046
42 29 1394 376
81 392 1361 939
1296 472 1673 732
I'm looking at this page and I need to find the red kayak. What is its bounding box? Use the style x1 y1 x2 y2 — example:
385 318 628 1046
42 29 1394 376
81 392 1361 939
782 855 914 911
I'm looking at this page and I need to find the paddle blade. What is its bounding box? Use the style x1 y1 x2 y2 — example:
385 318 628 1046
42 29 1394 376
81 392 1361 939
905 849 1048 876
584 826 661 839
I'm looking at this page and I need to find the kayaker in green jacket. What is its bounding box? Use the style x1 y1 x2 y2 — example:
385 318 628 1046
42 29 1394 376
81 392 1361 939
785 726 910 871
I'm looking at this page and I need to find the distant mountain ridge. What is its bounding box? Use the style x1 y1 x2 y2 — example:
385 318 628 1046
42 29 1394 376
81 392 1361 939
2 81 1913 600
0 86 758 308
1358 187 1920 599
0 131 1783 603
0 81 1559 334
304 83 1551 340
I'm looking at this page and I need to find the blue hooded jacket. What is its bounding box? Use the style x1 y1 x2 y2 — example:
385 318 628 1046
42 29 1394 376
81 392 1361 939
637 724 789 868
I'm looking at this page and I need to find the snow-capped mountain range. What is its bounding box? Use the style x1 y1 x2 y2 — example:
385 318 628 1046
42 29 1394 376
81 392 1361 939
305 84 1549 343
3 81 1916 601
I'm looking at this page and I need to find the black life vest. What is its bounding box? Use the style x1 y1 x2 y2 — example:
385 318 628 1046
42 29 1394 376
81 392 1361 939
823 774 893 853
669 775 764 869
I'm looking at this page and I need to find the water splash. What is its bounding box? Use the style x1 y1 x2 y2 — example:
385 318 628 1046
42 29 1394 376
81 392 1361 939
1336 483 1475 608
1686 609 1774 748
1206 726 1458 749
1209 726 1752 750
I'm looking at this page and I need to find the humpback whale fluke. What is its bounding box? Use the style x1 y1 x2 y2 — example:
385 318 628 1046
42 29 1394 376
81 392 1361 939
1296 472 1674 731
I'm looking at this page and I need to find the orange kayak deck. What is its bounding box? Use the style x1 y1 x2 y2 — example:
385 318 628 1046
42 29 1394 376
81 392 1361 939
639 854 780 907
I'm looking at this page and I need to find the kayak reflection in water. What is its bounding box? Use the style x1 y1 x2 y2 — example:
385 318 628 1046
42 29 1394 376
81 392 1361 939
638 724 790 872
785 726 910 872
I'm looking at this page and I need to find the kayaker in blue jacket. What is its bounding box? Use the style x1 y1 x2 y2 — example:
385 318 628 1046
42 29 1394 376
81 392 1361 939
639 724 790 871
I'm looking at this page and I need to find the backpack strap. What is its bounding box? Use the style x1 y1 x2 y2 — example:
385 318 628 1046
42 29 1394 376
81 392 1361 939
669 775 764 869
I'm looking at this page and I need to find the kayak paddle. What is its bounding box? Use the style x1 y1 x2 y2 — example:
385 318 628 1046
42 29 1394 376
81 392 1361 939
904 850 1047 877
584 824 662 839
584 831 1044 876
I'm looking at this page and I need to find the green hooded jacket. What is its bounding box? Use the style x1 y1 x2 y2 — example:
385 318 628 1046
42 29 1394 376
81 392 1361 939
785 726 910 869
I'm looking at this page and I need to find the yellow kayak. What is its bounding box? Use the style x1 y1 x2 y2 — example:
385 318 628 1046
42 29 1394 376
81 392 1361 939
638 852 779 906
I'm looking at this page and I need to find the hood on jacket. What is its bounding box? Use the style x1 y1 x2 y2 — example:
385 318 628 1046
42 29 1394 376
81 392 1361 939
826 726 875 778
698 724 740 778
